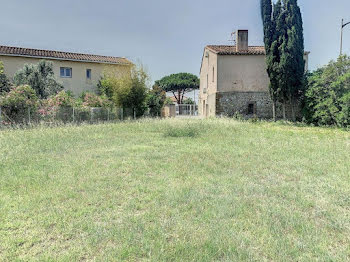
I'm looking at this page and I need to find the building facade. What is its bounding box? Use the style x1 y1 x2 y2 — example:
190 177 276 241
0 45 132 95
199 30 309 119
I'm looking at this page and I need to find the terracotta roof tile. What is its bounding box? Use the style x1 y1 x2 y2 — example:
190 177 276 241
206 45 310 56
207 45 266 55
0 45 132 65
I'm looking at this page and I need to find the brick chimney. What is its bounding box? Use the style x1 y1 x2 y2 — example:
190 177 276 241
236 30 248 52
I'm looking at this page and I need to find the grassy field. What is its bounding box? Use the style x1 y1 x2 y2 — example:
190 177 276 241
1 119 350 261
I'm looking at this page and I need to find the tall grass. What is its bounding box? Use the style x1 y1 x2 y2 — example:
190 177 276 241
0 118 349 261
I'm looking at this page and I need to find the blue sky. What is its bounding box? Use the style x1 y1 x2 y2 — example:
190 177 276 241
1 0 350 83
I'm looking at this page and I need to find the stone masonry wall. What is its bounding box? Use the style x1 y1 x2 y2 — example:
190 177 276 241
216 91 300 119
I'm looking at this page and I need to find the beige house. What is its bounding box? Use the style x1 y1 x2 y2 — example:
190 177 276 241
199 30 309 118
0 45 132 95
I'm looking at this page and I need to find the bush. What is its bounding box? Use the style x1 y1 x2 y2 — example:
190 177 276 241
13 60 63 99
0 85 38 123
304 56 350 127
42 91 76 122
47 90 75 107
80 92 113 108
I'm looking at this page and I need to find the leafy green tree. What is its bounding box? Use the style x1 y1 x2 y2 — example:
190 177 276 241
97 77 114 100
156 73 199 105
110 64 149 117
13 60 63 99
146 84 166 117
304 56 350 127
0 61 12 94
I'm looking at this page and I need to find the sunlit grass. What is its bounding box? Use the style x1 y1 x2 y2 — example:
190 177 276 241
0 118 349 261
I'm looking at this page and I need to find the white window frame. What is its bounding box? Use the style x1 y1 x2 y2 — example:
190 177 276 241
60 67 72 78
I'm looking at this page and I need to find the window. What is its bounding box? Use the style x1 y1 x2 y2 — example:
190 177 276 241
248 103 255 115
60 67 72 78
86 69 91 79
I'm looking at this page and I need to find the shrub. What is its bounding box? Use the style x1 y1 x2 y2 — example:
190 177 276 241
80 92 113 108
13 60 63 99
0 85 38 123
47 90 75 107
43 91 76 122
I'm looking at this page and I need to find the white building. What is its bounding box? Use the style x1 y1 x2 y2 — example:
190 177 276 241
199 30 309 118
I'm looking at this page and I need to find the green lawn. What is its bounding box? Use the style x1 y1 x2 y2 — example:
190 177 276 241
1 119 350 261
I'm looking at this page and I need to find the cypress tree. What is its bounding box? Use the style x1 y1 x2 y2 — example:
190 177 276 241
261 0 279 121
284 0 305 120
261 0 305 120
276 1 289 119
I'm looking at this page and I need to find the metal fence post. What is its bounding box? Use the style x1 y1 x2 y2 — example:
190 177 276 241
0 107 2 126
72 107 75 123
90 108 93 122
134 108 136 120
107 108 110 121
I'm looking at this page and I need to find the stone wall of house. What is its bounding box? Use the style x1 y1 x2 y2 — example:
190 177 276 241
216 91 301 119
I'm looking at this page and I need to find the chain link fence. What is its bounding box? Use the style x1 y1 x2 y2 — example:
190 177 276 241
0 106 142 128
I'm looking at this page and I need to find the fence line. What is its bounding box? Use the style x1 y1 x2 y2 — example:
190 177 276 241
0 106 143 128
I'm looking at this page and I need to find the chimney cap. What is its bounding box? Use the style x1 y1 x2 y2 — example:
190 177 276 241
236 30 249 52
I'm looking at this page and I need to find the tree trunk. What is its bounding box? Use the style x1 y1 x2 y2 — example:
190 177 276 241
291 98 296 122
272 100 276 122
177 90 182 115
177 90 181 104
282 101 286 120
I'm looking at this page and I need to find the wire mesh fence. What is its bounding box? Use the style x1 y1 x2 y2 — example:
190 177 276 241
0 106 141 128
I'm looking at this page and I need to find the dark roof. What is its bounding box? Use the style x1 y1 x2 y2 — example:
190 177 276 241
206 45 310 56
0 45 132 65
206 45 266 55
